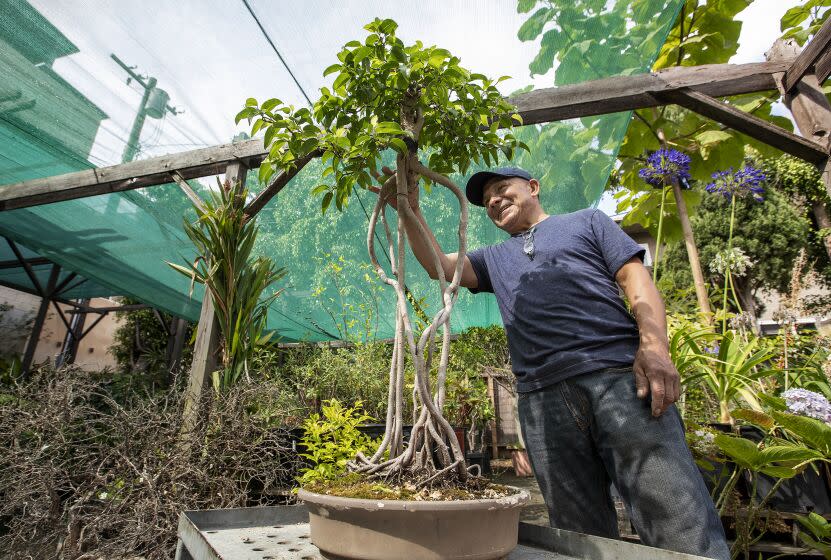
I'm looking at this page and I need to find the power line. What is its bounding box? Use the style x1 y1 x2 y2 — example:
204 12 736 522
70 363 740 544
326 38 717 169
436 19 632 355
240 0 313 108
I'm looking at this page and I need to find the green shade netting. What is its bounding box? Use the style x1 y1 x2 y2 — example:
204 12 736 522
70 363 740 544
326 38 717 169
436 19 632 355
0 0 681 341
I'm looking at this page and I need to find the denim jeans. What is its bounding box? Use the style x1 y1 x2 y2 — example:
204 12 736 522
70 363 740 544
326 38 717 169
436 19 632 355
517 367 730 560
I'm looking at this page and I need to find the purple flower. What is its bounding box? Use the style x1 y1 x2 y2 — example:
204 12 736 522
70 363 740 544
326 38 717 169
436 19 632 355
782 388 831 424
638 148 692 187
705 165 766 202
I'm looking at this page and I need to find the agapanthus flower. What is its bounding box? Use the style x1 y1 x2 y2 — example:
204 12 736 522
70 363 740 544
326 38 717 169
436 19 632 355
782 388 831 424
709 247 753 276
705 165 766 201
729 312 755 332
638 148 692 187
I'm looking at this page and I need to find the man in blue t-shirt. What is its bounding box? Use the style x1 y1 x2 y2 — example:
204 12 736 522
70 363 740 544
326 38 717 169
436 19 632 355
381 167 729 560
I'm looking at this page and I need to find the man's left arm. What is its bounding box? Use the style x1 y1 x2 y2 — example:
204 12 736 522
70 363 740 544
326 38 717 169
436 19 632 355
615 257 680 417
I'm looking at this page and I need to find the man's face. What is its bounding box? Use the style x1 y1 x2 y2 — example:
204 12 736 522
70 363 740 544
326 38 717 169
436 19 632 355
482 176 540 233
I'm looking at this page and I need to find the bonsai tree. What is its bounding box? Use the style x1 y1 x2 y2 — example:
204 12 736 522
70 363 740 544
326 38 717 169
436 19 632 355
238 18 524 487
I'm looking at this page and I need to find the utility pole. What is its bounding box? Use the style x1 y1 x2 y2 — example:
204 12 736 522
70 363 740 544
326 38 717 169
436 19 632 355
56 55 181 368
111 54 181 164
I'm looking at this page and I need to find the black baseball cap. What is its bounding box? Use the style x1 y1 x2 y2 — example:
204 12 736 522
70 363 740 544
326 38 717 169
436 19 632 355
465 167 534 207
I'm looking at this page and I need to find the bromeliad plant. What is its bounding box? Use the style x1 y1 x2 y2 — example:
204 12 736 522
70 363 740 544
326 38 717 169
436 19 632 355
238 18 525 486
168 179 286 389
672 323 775 423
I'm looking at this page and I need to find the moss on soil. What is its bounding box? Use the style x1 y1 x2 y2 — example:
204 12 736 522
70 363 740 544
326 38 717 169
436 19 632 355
303 472 517 501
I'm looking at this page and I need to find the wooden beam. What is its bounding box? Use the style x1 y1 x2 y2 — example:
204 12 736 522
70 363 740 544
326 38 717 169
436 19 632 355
657 88 828 165
783 17 831 92
509 60 788 126
816 47 831 85
66 303 149 314
0 138 265 211
244 151 319 218
768 39 831 208
0 60 793 212
0 256 49 270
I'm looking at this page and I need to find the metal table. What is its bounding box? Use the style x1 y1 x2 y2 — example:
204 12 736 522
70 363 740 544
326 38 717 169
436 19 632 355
175 504 712 560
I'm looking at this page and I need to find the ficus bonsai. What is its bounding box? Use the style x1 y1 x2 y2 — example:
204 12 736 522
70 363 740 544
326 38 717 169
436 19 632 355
238 18 525 487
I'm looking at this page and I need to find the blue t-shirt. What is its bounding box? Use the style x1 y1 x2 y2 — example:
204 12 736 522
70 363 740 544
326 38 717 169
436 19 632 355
467 209 645 393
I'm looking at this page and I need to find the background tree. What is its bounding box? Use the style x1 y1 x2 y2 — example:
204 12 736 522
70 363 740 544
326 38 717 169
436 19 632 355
661 184 811 323
110 301 193 386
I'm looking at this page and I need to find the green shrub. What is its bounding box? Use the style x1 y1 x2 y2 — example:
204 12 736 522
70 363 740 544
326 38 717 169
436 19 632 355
297 399 380 486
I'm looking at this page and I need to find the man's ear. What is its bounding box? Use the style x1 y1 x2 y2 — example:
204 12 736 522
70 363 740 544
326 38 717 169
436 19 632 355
528 178 541 197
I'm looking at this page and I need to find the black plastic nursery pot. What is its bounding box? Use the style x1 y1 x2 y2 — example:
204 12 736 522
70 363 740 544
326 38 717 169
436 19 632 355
739 425 831 514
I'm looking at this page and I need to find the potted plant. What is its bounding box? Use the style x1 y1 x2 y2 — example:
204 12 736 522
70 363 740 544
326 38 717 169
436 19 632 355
238 18 529 559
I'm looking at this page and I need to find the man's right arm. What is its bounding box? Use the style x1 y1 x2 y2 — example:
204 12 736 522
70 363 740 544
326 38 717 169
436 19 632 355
403 206 479 290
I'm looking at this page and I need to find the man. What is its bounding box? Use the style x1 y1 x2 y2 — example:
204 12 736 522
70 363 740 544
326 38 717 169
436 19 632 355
384 167 729 560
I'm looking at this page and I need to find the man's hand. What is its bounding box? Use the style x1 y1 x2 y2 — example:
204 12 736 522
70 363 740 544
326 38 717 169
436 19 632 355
616 258 679 418
633 343 681 417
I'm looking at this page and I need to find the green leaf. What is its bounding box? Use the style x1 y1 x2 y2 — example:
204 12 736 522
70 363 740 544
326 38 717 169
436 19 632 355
695 130 733 146
760 465 799 479
321 192 333 214
323 63 342 77
352 46 372 63
781 6 810 31
375 121 404 134
714 433 759 468
333 72 349 93
517 0 536 13
245 97 258 107
261 98 281 112
389 138 408 154
518 7 552 41
773 411 831 456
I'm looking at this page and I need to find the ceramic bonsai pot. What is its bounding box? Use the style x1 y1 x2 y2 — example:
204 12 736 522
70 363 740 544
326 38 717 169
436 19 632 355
298 486 530 560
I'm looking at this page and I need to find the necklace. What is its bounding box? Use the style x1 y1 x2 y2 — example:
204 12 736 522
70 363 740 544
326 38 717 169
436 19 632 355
521 226 536 260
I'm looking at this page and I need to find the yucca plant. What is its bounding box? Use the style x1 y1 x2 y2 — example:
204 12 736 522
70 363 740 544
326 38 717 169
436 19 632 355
168 179 286 389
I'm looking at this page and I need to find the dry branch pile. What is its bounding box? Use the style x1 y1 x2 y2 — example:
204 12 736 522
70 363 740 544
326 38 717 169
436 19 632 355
0 367 303 559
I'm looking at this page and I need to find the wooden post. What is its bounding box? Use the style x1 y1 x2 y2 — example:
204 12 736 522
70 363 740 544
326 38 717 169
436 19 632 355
167 317 188 380
486 374 499 461
21 264 61 376
655 128 713 318
672 178 713 318
178 161 247 446
767 39 831 262
767 39 831 148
